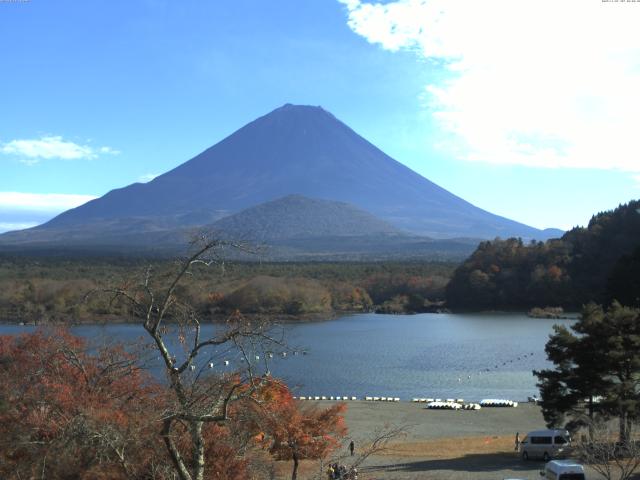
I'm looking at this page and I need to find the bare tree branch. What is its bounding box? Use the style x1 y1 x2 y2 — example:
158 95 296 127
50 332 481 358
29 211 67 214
576 418 640 480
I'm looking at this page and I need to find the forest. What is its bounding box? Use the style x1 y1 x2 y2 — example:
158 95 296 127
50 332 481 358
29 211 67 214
0 258 455 324
445 200 640 310
4 200 639 325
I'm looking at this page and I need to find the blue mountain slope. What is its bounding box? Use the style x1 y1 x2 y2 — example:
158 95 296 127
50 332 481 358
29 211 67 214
9 104 559 241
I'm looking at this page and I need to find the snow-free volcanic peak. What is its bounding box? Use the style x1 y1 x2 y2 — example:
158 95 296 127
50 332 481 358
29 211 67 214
1 104 561 247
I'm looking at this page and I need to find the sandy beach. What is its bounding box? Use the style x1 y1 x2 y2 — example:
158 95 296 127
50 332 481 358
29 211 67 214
289 400 598 480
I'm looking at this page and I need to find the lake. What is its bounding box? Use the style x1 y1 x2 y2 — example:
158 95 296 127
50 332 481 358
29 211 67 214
0 312 571 402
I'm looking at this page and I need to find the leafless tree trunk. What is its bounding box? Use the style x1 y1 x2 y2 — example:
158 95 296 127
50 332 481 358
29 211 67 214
291 447 299 480
101 234 281 480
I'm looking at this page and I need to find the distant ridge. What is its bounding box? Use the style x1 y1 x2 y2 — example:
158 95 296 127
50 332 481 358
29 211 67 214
210 194 402 241
0 104 562 255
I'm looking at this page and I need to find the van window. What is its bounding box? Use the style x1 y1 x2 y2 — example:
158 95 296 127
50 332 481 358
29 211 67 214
554 436 568 444
531 436 552 444
558 474 585 480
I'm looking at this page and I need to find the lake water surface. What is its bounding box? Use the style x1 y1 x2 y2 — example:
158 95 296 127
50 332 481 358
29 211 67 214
0 312 571 402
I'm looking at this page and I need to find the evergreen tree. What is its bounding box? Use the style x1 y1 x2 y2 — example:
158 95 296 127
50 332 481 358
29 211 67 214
535 302 640 442
607 246 640 307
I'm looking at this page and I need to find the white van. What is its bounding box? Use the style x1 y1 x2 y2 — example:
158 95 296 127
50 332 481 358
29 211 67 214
520 429 571 461
541 460 585 480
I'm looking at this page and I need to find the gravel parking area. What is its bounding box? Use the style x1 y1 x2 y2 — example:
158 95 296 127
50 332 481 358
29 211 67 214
296 400 602 480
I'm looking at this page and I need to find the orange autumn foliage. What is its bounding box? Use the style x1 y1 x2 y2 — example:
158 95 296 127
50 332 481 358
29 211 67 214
0 329 164 479
0 330 256 480
0 330 344 480
258 381 347 479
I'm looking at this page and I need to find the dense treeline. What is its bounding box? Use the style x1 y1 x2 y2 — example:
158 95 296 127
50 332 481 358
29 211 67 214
0 258 455 323
446 200 640 310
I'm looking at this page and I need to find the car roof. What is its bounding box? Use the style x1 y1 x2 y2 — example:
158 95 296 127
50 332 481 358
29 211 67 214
527 429 569 436
546 460 585 472
549 460 583 467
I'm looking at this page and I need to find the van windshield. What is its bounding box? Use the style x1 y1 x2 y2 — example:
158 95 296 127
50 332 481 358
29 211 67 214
558 474 585 480
554 436 568 444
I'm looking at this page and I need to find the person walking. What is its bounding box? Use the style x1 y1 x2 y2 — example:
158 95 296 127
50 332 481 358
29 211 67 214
349 440 355 456
515 431 520 451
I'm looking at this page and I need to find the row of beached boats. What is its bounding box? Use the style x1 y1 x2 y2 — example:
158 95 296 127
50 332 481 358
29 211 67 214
292 396 518 408
412 397 465 403
479 398 518 407
422 398 518 410
425 401 482 410
295 396 359 401
295 396 401 402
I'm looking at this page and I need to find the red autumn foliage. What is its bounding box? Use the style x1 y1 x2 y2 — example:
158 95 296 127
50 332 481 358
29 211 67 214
0 330 347 480
259 381 348 480
0 330 256 480
0 329 165 479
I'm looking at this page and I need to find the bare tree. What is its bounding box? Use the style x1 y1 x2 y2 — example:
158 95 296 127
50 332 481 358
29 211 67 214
349 423 410 470
100 234 282 480
316 423 410 479
576 418 640 480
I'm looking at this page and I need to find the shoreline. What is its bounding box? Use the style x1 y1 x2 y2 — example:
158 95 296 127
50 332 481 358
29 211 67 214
0 308 558 327
0 310 350 327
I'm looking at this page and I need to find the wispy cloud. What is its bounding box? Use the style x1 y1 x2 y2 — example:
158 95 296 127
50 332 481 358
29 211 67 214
338 0 640 174
0 136 119 165
99 146 121 155
138 173 158 183
0 192 97 211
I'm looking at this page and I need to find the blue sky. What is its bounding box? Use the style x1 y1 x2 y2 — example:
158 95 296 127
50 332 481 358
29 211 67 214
1 0 639 233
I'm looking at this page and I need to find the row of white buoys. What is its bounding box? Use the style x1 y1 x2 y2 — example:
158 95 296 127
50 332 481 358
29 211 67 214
296 396 358 401
216 361 230 367
186 362 228 370
480 399 518 407
171 344 309 374
266 351 307 357
456 352 537 382
199 360 231 369
427 401 462 410
463 403 481 410
200 353 301 367
364 396 401 402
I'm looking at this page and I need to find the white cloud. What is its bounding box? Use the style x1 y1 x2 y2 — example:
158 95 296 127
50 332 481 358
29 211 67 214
0 192 97 211
0 136 119 164
99 146 121 155
339 0 640 174
139 173 158 183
